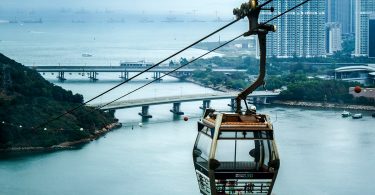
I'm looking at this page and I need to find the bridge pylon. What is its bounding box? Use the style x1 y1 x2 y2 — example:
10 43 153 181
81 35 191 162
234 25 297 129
89 72 98 81
199 100 211 110
57 72 66 82
170 102 184 115
120 71 129 80
138 106 152 118
227 98 237 111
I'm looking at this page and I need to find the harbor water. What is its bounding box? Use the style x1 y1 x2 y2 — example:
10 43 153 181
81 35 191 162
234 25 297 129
1 21 375 195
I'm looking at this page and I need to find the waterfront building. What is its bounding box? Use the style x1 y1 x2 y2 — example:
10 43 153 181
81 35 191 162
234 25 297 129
354 0 375 57
326 22 342 54
335 64 375 86
259 0 326 58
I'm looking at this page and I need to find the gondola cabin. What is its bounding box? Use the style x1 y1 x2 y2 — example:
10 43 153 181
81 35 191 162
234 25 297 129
193 109 280 195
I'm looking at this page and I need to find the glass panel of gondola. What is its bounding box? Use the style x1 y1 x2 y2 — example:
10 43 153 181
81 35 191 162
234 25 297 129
193 125 212 195
213 130 277 195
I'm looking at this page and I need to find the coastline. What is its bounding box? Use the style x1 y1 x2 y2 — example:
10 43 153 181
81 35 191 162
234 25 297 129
181 77 375 111
273 100 375 111
0 122 122 152
183 77 237 93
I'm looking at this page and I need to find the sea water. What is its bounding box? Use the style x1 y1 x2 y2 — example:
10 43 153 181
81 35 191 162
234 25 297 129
0 21 375 195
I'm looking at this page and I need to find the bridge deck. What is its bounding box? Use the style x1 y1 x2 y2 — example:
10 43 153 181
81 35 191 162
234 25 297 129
30 66 246 73
90 92 279 110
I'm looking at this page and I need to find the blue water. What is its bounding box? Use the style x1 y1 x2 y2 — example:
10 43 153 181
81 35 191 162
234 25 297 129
0 21 246 66
1 21 375 195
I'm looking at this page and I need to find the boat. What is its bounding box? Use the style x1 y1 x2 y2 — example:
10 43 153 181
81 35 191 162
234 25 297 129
352 113 362 119
162 16 184 23
82 53 93 57
0 20 9 24
22 18 43 23
139 18 154 23
341 111 351 117
71 20 86 23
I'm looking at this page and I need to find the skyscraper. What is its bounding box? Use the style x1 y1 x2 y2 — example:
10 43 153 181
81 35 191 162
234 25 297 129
259 0 326 58
326 22 342 54
369 16 375 58
326 0 355 34
355 0 375 57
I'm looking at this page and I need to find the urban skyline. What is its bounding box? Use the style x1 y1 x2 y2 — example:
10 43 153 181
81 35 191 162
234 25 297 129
259 0 326 58
355 0 375 57
1 0 374 58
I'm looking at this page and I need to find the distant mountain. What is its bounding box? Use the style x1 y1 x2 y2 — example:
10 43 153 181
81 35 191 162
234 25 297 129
0 53 117 149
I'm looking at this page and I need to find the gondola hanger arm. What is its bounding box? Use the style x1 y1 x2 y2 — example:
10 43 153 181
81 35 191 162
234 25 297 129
233 0 276 114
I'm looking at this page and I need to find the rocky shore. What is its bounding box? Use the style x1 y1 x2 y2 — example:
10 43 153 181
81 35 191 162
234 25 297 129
0 122 122 152
273 100 375 111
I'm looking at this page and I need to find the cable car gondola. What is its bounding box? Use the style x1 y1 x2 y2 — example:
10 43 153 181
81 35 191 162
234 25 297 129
193 108 279 194
193 1 280 194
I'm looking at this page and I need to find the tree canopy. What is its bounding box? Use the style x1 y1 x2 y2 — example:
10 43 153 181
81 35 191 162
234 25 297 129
0 53 116 148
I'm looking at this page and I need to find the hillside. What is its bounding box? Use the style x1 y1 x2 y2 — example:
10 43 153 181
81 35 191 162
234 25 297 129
0 53 117 149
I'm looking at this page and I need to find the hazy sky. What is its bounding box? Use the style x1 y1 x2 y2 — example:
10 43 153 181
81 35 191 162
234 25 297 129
1 0 245 15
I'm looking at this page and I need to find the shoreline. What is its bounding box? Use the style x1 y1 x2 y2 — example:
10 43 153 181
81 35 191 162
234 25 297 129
273 100 375 111
0 122 122 152
181 77 375 111
183 77 236 93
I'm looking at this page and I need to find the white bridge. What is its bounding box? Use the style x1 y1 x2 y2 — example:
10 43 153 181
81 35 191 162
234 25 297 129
90 91 280 118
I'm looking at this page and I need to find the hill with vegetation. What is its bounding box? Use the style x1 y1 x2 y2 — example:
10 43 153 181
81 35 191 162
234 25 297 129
0 53 117 149
267 74 374 105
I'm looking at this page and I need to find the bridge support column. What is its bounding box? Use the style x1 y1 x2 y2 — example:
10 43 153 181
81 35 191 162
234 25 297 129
89 72 98 81
170 102 184 115
200 100 211 110
251 97 269 105
138 106 152 118
153 72 161 79
57 72 66 82
228 98 236 110
260 97 268 104
248 97 255 104
120 72 129 80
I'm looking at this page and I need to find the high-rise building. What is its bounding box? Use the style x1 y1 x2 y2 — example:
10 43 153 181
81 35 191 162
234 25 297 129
355 0 375 57
350 0 356 34
326 22 342 54
259 0 326 58
369 16 375 58
326 0 355 34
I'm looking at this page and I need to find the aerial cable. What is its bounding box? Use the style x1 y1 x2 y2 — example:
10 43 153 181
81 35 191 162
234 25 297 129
261 0 312 25
95 0 313 109
33 19 242 129
95 34 244 110
34 0 312 129
32 34 244 131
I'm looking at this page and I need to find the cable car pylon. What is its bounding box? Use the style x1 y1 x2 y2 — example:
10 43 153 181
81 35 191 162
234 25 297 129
193 0 280 194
